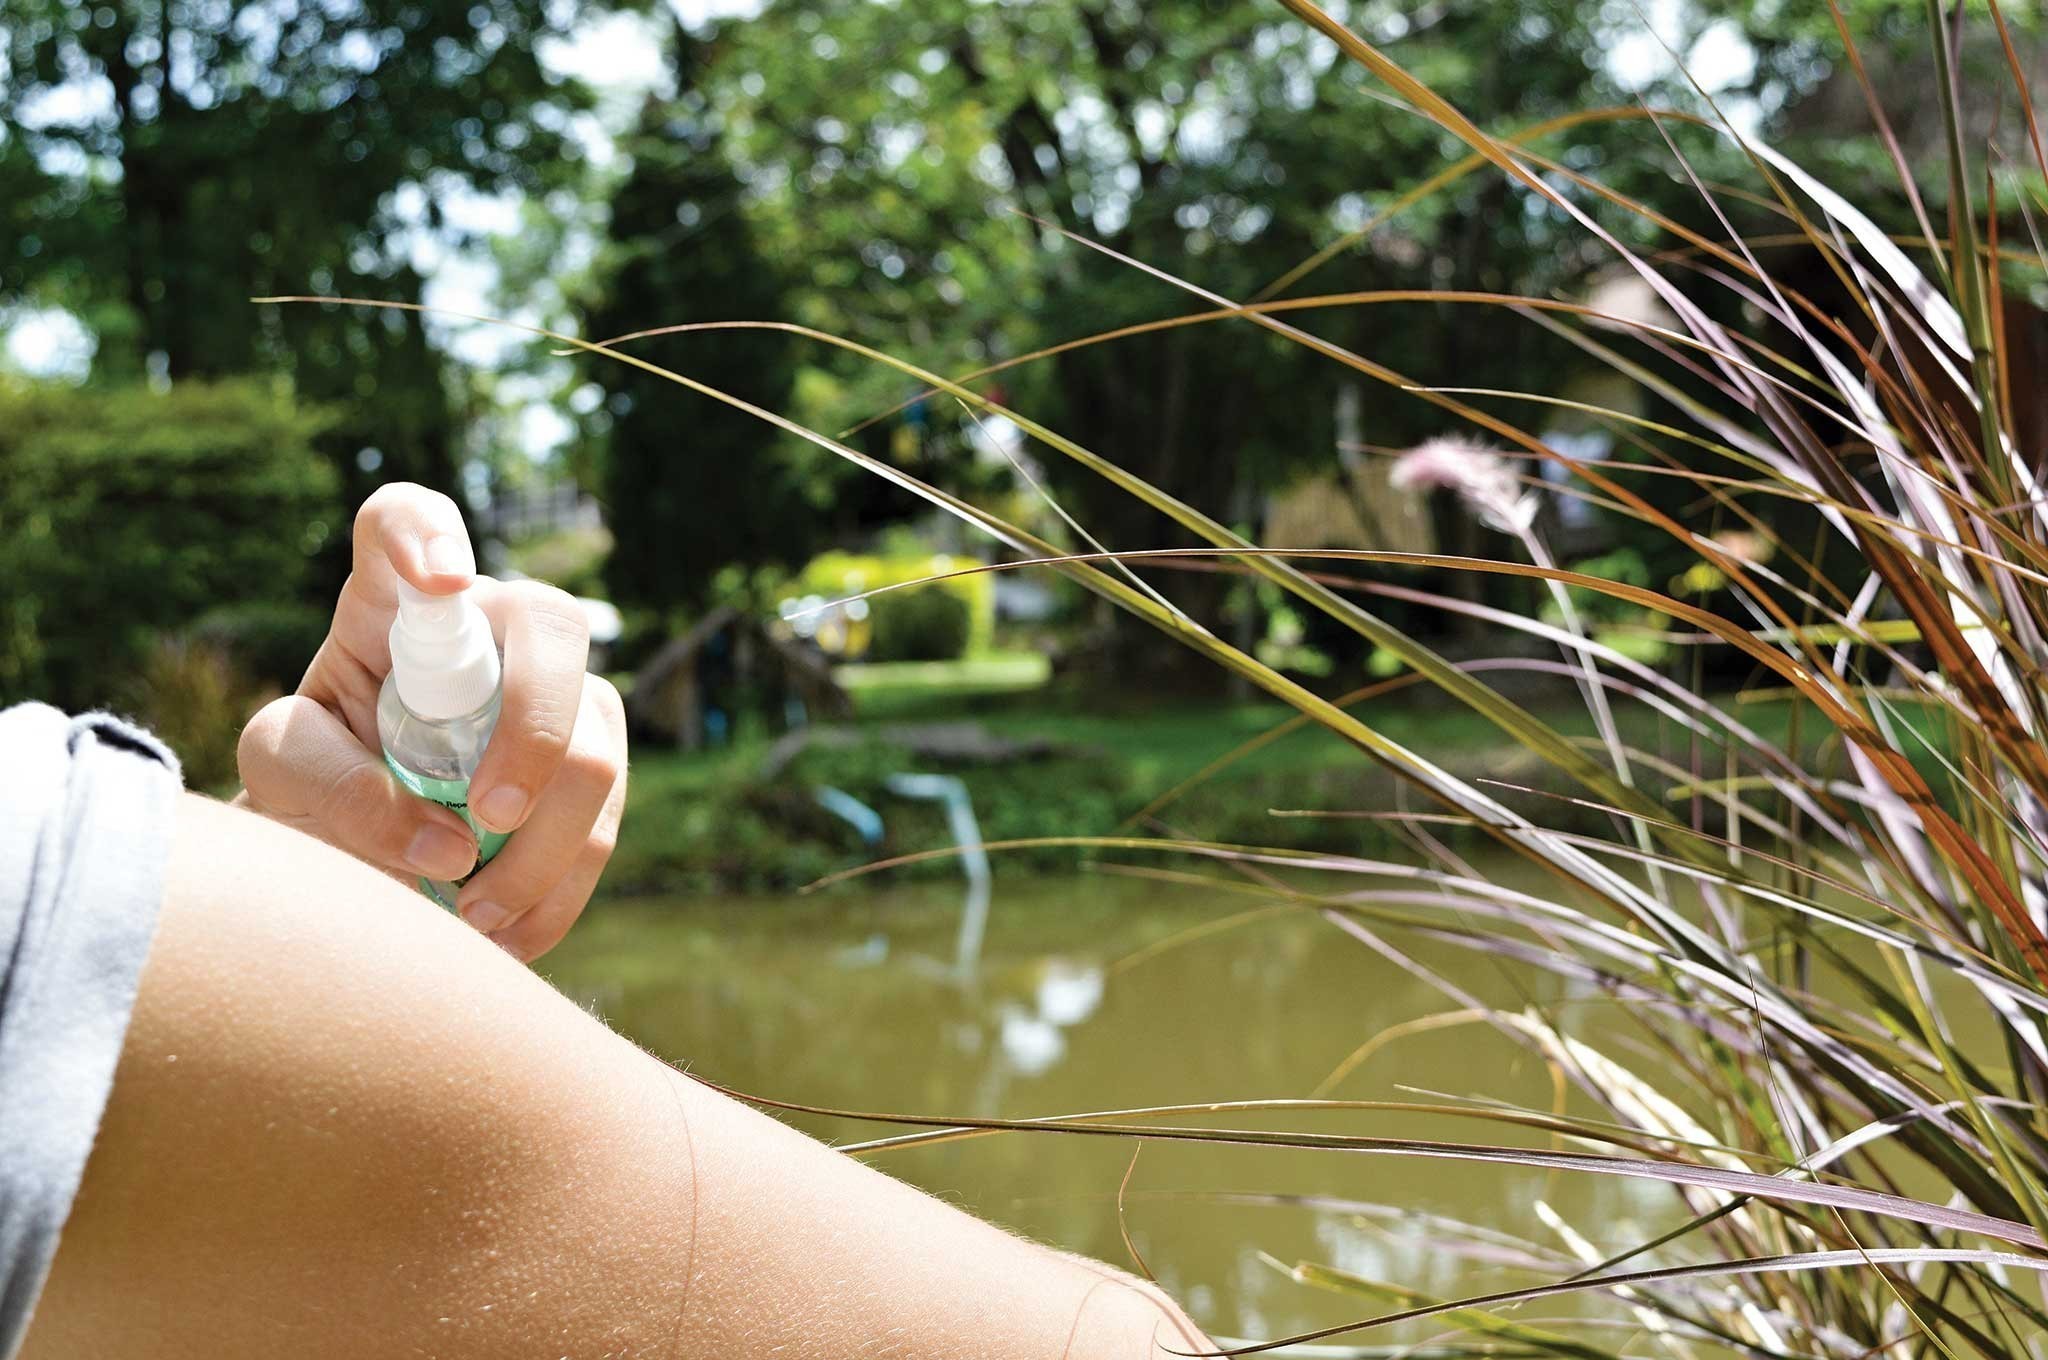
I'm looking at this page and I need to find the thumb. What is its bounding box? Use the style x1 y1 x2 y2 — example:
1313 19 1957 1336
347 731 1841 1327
239 695 478 881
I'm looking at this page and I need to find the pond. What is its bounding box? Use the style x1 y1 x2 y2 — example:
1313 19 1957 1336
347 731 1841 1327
541 865 1693 1348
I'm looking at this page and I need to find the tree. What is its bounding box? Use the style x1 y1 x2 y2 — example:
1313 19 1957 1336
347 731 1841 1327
704 0 1692 675
582 23 811 615
0 0 607 525
685 0 2004 676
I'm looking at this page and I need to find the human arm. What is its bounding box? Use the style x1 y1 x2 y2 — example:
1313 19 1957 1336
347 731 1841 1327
21 793 1210 1359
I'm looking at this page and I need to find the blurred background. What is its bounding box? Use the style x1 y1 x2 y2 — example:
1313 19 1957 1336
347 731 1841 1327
4 0 2044 1340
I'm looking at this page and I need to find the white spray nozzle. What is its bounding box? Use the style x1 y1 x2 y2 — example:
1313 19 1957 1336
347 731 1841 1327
396 579 462 637
389 579 500 720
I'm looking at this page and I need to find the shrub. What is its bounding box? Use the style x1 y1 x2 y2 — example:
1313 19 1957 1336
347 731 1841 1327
186 601 332 692
503 523 613 601
0 379 340 711
785 549 995 661
126 635 278 793
865 583 972 662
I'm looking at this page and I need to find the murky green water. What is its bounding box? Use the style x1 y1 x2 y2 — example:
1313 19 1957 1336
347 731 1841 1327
541 869 1691 1345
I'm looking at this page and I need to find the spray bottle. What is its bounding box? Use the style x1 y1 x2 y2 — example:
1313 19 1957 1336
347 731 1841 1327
378 579 509 907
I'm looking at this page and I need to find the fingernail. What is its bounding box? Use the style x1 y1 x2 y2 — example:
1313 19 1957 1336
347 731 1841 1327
464 899 515 933
476 785 530 831
423 533 474 577
406 823 476 879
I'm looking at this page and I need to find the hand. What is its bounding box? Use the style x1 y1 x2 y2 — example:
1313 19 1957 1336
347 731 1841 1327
237 483 627 961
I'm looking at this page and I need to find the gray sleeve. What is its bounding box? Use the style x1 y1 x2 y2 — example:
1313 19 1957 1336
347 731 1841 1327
0 704 182 1360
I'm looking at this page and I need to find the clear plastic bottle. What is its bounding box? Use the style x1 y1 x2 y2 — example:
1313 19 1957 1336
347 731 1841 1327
378 579 509 908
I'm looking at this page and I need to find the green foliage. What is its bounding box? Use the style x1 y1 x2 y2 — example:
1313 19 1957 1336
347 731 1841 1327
127 636 278 793
608 733 1131 893
1253 588 1336 677
685 0 1910 667
585 25 811 614
186 601 333 693
502 525 615 601
867 588 970 663
0 0 607 564
789 549 995 660
0 379 340 709
1538 546 1673 665
604 694 1736 892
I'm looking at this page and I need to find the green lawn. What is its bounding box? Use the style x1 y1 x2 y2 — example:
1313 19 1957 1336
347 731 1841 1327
834 650 1051 695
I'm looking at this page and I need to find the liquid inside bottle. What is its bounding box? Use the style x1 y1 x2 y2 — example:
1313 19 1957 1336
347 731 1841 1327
378 578 509 908
380 679 508 909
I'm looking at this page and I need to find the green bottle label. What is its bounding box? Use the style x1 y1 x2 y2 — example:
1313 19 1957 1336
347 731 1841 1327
385 754 510 908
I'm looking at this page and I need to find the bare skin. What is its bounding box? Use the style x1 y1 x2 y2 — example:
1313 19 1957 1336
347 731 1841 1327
21 794 1211 1359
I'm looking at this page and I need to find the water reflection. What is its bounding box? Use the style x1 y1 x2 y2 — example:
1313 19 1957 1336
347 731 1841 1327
995 959 1105 1075
542 870 1681 1344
